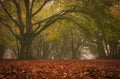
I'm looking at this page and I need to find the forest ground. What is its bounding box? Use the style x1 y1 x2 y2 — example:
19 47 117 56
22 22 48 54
0 59 120 79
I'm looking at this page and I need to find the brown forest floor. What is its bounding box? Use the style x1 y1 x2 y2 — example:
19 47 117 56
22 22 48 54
0 59 120 79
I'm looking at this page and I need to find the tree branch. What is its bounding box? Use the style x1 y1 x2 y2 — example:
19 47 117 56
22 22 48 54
24 0 33 33
32 0 50 17
0 0 25 36
33 10 66 25
32 9 83 36
13 0 24 33
30 0 35 12
34 15 60 36
32 8 88 37
33 10 66 36
0 17 16 38
33 9 86 26
32 10 65 33
0 1 19 27
59 16 97 44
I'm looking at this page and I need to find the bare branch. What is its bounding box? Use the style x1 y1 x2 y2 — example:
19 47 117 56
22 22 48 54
33 17 50 25
32 23 41 34
30 0 35 12
13 0 22 24
32 11 65 34
32 10 66 35
34 18 57 36
34 12 64 36
13 0 25 32
33 10 66 25
32 0 50 17
0 1 19 27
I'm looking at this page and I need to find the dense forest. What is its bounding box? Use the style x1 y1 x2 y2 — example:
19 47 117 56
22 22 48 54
0 0 120 59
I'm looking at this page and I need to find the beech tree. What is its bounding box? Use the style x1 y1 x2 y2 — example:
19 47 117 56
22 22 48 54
0 0 74 59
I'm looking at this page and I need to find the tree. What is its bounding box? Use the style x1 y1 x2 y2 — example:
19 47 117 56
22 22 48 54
63 0 120 59
42 15 95 59
0 0 74 59
83 0 120 59
89 0 120 59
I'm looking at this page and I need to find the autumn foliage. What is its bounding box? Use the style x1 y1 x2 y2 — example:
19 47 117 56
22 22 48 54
0 60 120 79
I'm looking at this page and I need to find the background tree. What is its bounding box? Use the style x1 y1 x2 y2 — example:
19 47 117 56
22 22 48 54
67 0 120 59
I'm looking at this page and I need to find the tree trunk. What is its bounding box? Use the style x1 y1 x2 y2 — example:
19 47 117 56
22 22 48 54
108 39 119 59
71 42 78 59
96 32 106 59
118 47 120 59
0 44 5 59
18 36 34 59
72 51 78 59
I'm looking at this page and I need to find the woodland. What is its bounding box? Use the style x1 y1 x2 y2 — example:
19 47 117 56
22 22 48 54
0 0 120 59
0 0 120 79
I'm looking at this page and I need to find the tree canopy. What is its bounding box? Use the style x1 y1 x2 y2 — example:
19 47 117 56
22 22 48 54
0 0 120 59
